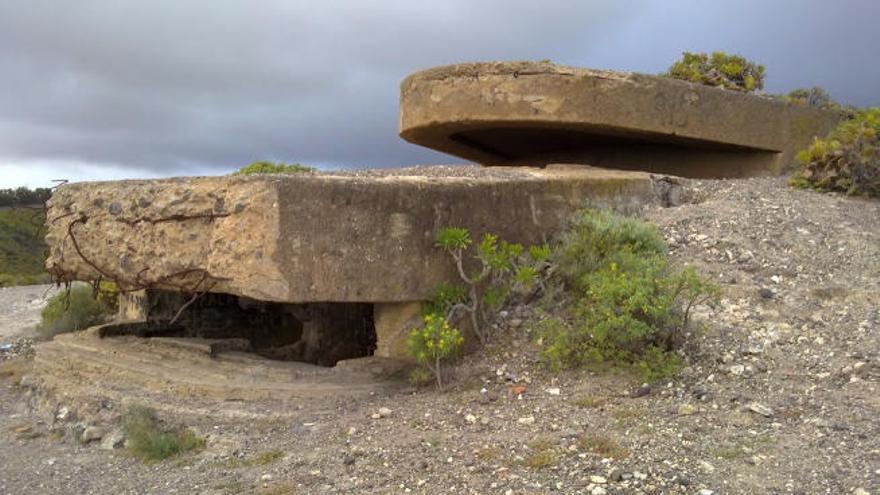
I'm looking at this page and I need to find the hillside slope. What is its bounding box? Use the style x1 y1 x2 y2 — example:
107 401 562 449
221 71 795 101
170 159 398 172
0 207 49 286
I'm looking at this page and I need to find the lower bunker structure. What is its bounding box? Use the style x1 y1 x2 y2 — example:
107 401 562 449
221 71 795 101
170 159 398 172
44 165 665 366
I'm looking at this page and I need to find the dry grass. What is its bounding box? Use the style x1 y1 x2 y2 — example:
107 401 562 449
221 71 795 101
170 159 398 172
577 432 629 460
258 483 297 494
0 359 31 386
475 446 502 461
574 395 608 409
522 436 559 470
523 449 558 470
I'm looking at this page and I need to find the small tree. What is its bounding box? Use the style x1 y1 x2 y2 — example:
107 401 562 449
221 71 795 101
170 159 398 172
406 314 464 388
434 227 548 345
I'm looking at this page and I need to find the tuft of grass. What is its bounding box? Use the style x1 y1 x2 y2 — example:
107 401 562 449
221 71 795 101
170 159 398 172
10 424 42 440
711 445 747 460
577 433 629 460
0 359 31 386
258 484 297 495
475 446 502 462
521 437 559 470
574 395 608 409
611 406 647 424
523 449 558 470
214 449 285 469
527 437 557 452
253 450 284 466
124 405 204 462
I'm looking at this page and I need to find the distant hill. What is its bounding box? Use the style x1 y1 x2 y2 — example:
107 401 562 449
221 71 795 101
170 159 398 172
0 207 49 286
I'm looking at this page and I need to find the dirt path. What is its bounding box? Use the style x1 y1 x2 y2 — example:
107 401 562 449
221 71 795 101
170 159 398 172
0 178 878 494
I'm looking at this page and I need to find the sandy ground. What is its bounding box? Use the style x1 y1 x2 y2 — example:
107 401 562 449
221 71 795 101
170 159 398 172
0 284 57 342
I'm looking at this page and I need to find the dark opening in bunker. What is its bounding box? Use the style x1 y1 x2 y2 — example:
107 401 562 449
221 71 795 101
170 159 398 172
447 126 779 178
104 290 377 367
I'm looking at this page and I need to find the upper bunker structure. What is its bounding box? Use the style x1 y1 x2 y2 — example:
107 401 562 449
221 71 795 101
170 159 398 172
40 60 842 370
400 61 843 178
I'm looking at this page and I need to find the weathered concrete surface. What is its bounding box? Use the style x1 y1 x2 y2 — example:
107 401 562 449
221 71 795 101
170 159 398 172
374 302 422 359
400 61 843 178
30 326 409 419
46 165 664 304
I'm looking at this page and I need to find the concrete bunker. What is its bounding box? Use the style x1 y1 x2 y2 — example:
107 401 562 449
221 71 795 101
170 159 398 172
111 290 377 366
33 60 846 404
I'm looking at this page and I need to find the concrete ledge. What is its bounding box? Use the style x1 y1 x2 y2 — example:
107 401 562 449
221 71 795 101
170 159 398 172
399 61 843 177
46 165 661 304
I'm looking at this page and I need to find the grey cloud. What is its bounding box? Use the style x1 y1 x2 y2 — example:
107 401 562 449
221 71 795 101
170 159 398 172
0 0 877 185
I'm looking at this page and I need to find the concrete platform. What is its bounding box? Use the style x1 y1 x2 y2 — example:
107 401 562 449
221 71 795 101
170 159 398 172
399 61 843 178
29 326 408 421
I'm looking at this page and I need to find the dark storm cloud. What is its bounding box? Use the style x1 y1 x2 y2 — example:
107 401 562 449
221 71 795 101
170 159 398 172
0 0 877 186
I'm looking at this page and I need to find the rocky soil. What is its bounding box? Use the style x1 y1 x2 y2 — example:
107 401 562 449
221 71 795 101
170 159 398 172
0 177 878 494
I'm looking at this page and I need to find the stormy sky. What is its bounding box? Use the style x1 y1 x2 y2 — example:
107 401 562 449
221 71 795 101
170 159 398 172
1 0 878 188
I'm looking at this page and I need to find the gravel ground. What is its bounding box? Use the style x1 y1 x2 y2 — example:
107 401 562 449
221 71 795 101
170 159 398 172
0 177 878 495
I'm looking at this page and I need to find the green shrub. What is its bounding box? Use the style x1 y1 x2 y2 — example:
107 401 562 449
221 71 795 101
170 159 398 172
664 51 765 92
555 209 667 288
38 284 114 336
406 313 465 388
783 87 840 111
791 107 880 197
232 160 315 175
124 405 204 462
538 210 718 381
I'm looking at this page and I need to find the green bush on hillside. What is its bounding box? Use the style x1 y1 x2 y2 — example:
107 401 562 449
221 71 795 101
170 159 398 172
664 51 765 92
0 208 49 287
232 161 315 175
537 210 719 381
791 107 880 197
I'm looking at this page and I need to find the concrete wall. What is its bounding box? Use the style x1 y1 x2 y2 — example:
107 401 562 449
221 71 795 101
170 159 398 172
46 166 661 304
